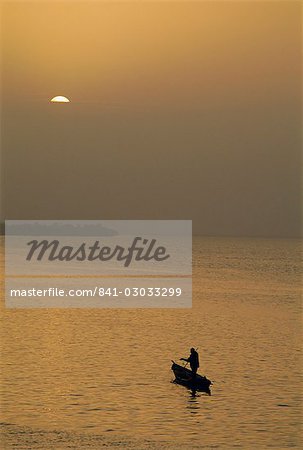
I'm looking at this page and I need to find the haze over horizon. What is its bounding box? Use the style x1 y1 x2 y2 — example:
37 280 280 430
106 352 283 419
1 2 301 238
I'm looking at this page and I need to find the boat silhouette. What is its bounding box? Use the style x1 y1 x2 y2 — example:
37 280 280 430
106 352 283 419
171 360 212 394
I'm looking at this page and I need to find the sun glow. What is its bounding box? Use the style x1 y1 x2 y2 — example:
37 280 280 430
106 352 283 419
51 96 70 103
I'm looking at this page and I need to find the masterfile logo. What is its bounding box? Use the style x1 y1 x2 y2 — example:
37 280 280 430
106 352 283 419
5 220 192 308
25 237 170 267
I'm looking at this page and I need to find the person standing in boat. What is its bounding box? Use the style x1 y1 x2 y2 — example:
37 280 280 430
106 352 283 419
180 348 199 380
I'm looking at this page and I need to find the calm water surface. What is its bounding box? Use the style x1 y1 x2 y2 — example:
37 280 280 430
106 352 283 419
1 237 302 448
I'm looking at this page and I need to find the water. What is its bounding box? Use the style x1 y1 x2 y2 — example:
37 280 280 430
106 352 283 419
1 237 302 448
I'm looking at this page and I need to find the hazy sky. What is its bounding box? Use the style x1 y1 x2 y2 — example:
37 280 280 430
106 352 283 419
1 1 301 237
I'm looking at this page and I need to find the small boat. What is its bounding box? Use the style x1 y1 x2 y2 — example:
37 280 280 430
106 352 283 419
171 360 212 394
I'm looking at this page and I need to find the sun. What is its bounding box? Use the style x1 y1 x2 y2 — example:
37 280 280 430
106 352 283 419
51 96 70 103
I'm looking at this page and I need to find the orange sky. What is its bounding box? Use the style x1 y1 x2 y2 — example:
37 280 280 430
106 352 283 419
3 2 299 107
1 2 302 236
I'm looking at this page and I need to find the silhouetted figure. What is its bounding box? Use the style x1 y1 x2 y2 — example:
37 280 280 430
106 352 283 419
180 348 199 381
